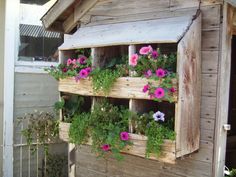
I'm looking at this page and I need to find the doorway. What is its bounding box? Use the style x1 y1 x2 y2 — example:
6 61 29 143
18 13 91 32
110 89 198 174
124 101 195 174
226 35 236 169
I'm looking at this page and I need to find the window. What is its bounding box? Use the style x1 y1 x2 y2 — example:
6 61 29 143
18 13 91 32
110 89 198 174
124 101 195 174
17 0 63 66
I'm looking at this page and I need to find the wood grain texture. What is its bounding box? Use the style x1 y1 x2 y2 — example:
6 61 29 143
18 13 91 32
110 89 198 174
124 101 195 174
175 13 201 157
59 77 178 101
202 51 219 74
59 15 194 50
202 29 220 51
202 74 217 96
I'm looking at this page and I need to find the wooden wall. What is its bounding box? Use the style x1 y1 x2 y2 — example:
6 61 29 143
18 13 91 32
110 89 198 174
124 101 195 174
13 73 67 177
0 0 5 176
73 1 223 177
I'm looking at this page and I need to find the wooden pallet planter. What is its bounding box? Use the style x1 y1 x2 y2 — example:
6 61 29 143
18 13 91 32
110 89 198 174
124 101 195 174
59 77 178 101
59 122 176 163
58 12 202 164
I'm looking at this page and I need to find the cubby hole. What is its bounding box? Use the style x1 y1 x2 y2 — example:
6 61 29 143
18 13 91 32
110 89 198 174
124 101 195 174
60 48 91 63
60 93 92 123
129 99 175 135
92 96 129 109
92 45 128 73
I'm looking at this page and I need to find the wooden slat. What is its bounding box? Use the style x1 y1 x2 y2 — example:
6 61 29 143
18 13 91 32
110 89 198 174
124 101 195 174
59 15 194 49
122 134 176 164
41 0 75 29
202 51 219 74
59 77 178 101
201 74 217 96
202 29 220 51
200 96 217 119
201 5 221 30
175 13 201 157
170 0 199 10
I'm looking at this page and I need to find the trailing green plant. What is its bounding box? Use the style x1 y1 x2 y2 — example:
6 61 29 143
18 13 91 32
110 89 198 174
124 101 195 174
69 100 132 160
131 110 175 157
20 111 59 155
90 68 124 95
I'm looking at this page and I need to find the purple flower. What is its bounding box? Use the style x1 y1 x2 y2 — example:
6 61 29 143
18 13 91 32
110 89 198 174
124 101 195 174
152 51 159 59
79 69 89 78
156 68 166 78
78 56 87 65
102 144 110 151
120 132 129 141
153 111 165 122
154 88 165 99
142 84 150 93
144 70 152 78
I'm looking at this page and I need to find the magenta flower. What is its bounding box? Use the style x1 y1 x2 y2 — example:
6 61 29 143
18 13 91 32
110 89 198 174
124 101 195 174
156 68 166 78
129 54 139 67
62 68 68 73
152 50 159 59
142 84 150 93
67 59 72 66
139 45 153 55
102 144 110 151
79 69 89 78
144 69 152 78
120 132 129 141
170 87 176 93
154 88 165 99
85 67 91 73
78 56 87 65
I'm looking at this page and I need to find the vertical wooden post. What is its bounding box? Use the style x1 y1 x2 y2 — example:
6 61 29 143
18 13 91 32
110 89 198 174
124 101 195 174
68 143 76 177
129 45 137 133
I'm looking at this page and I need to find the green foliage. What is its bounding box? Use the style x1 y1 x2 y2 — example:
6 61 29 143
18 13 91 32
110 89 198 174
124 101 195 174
20 112 59 155
69 100 132 160
145 121 175 157
45 154 67 177
91 68 124 95
230 169 236 177
131 111 175 157
69 113 90 144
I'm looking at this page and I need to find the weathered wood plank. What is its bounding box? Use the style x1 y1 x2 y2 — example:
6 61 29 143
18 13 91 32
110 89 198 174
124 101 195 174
202 74 217 96
175 13 201 157
202 29 220 51
170 0 199 10
59 16 194 49
213 3 234 177
200 96 217 119
201 5 221 29
41 0 75 29
59 77 178 101
200 118 215 131
202 51 219 74
200 0 223 6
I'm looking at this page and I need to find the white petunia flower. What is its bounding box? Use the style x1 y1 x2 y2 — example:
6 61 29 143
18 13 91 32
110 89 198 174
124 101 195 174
153 111 165 122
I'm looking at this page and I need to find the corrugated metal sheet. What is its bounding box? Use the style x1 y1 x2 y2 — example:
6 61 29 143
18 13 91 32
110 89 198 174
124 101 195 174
20 24 61 38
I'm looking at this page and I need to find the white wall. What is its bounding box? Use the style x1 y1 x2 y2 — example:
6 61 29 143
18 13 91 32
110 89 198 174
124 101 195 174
19 0 56 26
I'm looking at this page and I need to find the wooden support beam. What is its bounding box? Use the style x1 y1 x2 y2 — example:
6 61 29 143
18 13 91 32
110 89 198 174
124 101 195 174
42 0 75 29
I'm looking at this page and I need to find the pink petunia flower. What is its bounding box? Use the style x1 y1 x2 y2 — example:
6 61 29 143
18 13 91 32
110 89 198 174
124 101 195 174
139 45 153 55
72 59 77 65
120 132 129 141
79 69 89 78
67 59 72 66
152 50 159 59
144 70 152 78
156 68 166 78
142 84 150 93
170 87 176 93
154 88 165 99
129 54 139 67
102 144 110 151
